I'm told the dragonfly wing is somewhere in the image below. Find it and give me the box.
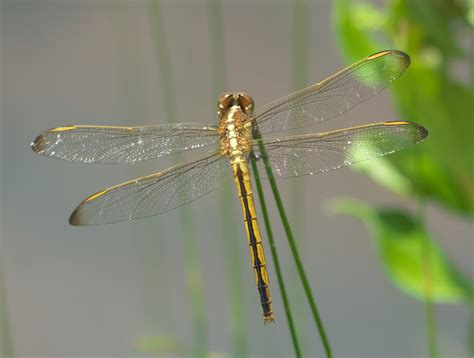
[31,123,219,163]
[251,121,428,179]
[69,150,229,225]
[252,50,410,134]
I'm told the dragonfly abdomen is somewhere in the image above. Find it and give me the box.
[232,159,275,324]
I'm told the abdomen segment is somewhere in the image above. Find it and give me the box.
[232,159,274,324]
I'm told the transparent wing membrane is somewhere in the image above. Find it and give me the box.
[30,49,428,229]
[69,150,229,225]
[31,124,218,163]
[252,50,410,134]
[251,121,428,179]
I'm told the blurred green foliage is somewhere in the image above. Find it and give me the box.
[331,198,473,304]
[330,11,473,358]
[135,335,230,358]
[135,335,187,355]
[332,0,473,304]
[331,2,474,352]
[333,0,474,216]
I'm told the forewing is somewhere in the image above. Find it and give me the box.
[69,150,229,225]
[251,121,428,179]
[31,124,218,163]
[252,50,410,134]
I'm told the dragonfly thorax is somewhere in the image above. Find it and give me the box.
[217,92,254,157]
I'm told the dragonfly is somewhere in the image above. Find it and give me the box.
[31,50,428,324]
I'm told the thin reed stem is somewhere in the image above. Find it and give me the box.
[418,199,438,358]
[250,155,302,358]
[0,262,13,358]
[291,1,310,351]
[149,1,208,355]
[253,128,333,358]
[468,311,474,357]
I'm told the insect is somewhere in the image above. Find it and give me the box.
[31,50,428,324]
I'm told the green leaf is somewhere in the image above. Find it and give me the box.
[332,0,381,61]
[469,0,474,25]
[351,157,415,196]
[391,66,474,215]
[134,335,231,358]
[351,3,386,31]
[330,198,474,304]
[134,335,187,354]
[396,0,463,57]
[207,353,231,358]
[333,0,474,216]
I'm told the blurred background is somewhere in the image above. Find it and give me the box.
[1,0,472,357]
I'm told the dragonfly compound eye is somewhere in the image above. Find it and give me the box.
[217,92,235,111]
[236,92,254,114]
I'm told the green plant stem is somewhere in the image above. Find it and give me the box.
[250,155,302,358]
[109,7,173,332]
[253,129,333,358]
[0,261,13,358]
[292,0,309,92]
[291,1,310,351]
[181,210,208,357]
[418,199,438,358]
[468,310,474,357]
[150,1,208,356]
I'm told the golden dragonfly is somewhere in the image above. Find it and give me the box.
[31,50,428,324]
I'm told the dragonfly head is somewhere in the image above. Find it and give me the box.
[217,92,254,118]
